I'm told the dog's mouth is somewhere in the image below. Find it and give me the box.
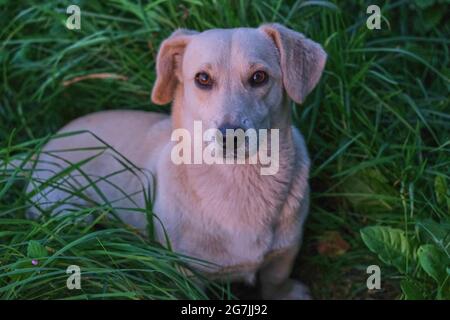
[214,131,258,160]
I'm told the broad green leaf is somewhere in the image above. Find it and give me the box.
[340,169,395,214]
[418,244,449,285]
[401,279,426,300]
[417,219,450,249]
[27,240,48,259]
[360,226,413,273]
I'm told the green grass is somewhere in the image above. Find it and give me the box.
[0,0,449,299]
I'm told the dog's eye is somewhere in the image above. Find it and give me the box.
[249,70,268,87]
[195,72,213,89]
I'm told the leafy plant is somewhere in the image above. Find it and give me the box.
[361,219,450,299]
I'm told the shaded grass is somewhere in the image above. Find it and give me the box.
[1,0,449,299]
[1,134,232,299]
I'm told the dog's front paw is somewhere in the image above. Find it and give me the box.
[262,279,312,300]
[280,280,312,300]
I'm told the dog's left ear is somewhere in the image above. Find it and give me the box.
[259,23,327,104]
[151,29,198,105]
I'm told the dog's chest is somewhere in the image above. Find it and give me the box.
[163,166,294,278]
[175,211,274,282]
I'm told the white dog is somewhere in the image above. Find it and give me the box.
[27,24,326,299]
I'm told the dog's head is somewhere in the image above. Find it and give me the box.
[151,24,326,135]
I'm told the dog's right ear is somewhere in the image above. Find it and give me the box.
[151,29,198,105]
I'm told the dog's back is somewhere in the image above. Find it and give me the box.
[27,110,170,231]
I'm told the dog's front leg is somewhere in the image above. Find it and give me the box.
[259,246,311,300]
